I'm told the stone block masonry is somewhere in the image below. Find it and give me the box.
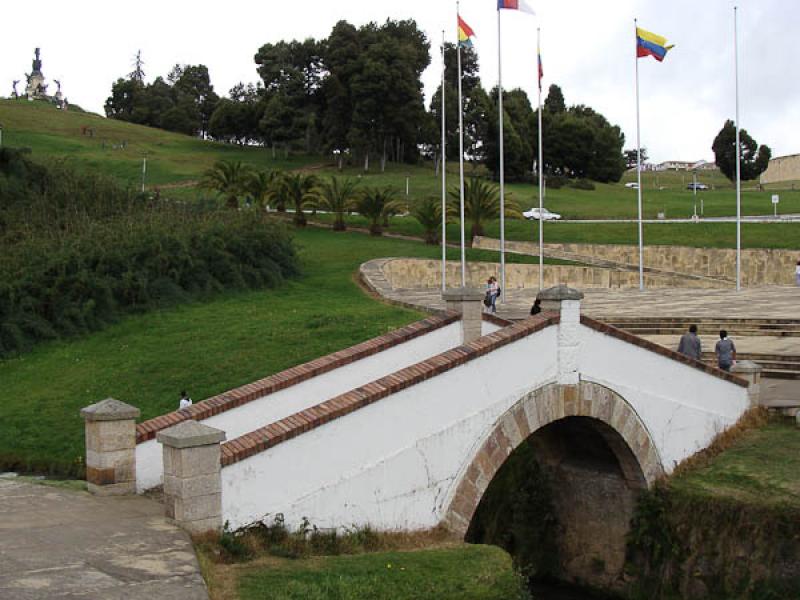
[158,421,226,535]
[81,398,140,496]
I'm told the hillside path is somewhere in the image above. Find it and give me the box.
[0,477,208,600]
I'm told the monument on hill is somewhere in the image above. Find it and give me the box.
[25,48,48,99]
[15,48,68,109]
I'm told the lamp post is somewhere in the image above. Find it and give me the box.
[693,169,697,218]
[0,123,4,149]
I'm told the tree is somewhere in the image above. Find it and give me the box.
[129,50,146,82]
[712,119,772,181]
[544,84,566,114]
[448,177,520,242]
[357,187,400,235]
[411,196,450,244]
[201,161,251,209]
[280,173,318,226]
[317,176,359,231]
[246,170,280,210]
[624,148,648,169]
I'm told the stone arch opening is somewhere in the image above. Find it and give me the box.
[443,382,664,590]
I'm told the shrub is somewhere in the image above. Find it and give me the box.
[0,148,300,357]
[569,178,596,191]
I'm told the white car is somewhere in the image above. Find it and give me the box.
[523,207,561,221]
[624,182,639,189]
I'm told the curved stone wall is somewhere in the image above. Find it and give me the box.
[380,257,724,290]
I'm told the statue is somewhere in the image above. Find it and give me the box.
[12,80,20,98]
[54,79,62,94]
[25,48,47,99]
[32,48,43,75]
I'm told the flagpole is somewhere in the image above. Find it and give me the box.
[537,27,544,291]
[458,4,466,287]
[441,30,447,292]
[634,18,644,291]
[497,8,506,302]
[734,6,742,291]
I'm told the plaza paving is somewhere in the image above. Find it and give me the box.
[0,477,207,600]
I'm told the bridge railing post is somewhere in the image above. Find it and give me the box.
[157,421,226,535]
[537,285,585,385]
[443,287,485,345]
[731,360,763,407]
[80,398,140,496]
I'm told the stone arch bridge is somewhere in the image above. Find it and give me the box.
[82,286,756,586]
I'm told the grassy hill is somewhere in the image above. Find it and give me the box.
[3,98,799,254]
[0,99,320,186]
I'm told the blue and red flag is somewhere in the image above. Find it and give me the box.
[498,0,535,14]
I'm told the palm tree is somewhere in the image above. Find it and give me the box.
[448,177,521,244]
[411,196,452,245]
[201,160,251,209]
[358,187,400,236]
[317,176,360,231]
[246,169,280,211]
[280,173,318,227]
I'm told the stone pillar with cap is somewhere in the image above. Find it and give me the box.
[80,398,140,496]
[157,421,226,535]
[537,284,585,385]
[442,287,485,345]
[732,360,763,407]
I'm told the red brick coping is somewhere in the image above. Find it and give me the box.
[136,312,461,444]
[482,313,514,328]
[220,313,560,467]
[580,315,749,387]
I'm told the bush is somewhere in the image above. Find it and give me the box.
[569,178,596,191]
[0,148,300,357]
[545,176,567,189]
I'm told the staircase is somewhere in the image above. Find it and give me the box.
[599,317,800,339]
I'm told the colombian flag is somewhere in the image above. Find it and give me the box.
[458,15,475,47]
[498,0,536,15]
[636,27,674,62]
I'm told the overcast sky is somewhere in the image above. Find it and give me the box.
[2,0,797,163]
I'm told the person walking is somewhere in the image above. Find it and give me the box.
[179,390,193,410]
[486,276,499,314]
[715,330,737,372]
[677,324,702,361]
[795,259,800,286]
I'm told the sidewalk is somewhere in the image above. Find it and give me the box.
[0,477,207,600]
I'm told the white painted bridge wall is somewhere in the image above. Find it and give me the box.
[220,321,750,531]
[221,328,559,531]
[136,321,463,492]
[578,327,749,470]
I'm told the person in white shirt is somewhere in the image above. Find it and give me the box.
[179,390,193,410]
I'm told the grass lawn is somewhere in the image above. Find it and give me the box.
[310,211,800,250]
[206,545,524,600]
[0,227,560,475]
[4,99,800,251]
[0,99,320,185]
[671,420,800,509]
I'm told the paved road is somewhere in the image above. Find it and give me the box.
[0,477,208,600]
[556,214,800,224]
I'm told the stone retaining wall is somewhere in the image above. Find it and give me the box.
[473,237,798,286]
[761,153,800,185]
[381,258,724,290]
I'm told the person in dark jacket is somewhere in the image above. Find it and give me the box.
[530,298,542,316]
[715,330,737,371]
[677,324,702,360]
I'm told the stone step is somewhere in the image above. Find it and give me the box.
[619,328,800,338]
